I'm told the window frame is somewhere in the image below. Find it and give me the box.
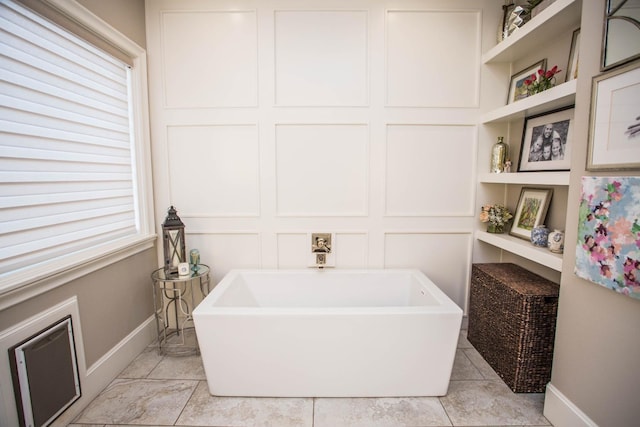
[0,0,155,310]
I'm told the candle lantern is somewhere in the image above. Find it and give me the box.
[162,205,186,276]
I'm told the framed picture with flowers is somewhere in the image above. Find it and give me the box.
[507,59,546,104]
[518,106,574,172]
[510,187,553,241]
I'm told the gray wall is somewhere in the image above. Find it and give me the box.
[77,0,146,48]
[550,3,640,427]
[0,249,156,366]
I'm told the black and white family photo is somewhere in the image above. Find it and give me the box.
[528,120,569,162]
[519,107,574,172]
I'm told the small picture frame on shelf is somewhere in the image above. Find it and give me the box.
[518,106,574,172]
[510,187,553,241]
[565,28,580,82]
[507,59,546,104]
[587,60,640,170]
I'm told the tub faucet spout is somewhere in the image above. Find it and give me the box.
[315,253,326,268]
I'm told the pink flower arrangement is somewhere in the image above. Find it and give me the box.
[524,65,561,94]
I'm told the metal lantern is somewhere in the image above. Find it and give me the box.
[162,205,186,276]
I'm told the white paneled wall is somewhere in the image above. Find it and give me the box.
[274,10,368,106]
[146,0,500,311]
[385,10,480,107]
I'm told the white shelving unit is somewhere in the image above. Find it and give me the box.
[482,0,582,64]
[479,171,570,186]
[481,79,577,124]
[476,231,563,271]
[477,0,582,273]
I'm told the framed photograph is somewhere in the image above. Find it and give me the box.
[510,187,553,241]
[499,3,516,42]
[601,0,640,71]
[518,106,574,172]
[565,28,580,82]
[507,59,547,104]
[587,60,640,170]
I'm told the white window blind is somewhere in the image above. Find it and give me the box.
[0,0,140,280]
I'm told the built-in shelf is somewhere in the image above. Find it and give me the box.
[482,0,582,64]
[479,171,570,186]
[476,231,563,272]
[482,80,577,124]
[476,0,579,274]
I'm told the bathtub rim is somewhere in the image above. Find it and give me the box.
[194,268,462,315]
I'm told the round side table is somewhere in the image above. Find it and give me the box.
[151,264,210,356]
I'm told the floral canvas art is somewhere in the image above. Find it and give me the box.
[576,177,640,300]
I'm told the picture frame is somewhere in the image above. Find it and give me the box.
[507,59,547,104]
[518,106,574,172]
[565,28,580,82]
[601,0,640,71]
[510,187,553,241]
[587,60,640,170]
[499,3,516,42]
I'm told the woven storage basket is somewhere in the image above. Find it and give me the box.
[468,263,559,393]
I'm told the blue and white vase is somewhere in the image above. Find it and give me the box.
[531,225,550,247]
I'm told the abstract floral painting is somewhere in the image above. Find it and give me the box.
[576,177,640,300]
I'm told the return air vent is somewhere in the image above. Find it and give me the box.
[9,316,81,427]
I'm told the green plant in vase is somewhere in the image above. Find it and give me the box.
[524,65,561,95]
[480,203,513,234]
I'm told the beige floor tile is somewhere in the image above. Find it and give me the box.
[314,397,451,427]
[440,381,549,426]
[73,379,198,425]
[118,347,163,379]
[462,347,503,381]
[176,381,313,426]
[148,354,206,380]
[457,328,473,349]
[450,349,484,381]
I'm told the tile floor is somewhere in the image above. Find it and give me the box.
[70,328,551,426]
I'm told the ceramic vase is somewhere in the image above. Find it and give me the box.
[531,225,550,247]
[548,229,565,253]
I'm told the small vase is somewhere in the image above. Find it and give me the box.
[487,223,504,234]
[548,229,565,254]
[531,225,550,247]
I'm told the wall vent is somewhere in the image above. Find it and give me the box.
[9,316,81,427]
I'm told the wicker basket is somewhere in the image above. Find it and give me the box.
[468,263,559,393]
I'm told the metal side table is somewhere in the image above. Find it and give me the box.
[151,264,210,356]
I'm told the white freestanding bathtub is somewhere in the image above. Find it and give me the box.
[193,269,462,397]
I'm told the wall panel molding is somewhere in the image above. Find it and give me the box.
[274,10,369,106]
[166,124,261,217]
[275,124,369,217]
[384,124,477,217]
[160,10,258,108]
[385,9,481,107]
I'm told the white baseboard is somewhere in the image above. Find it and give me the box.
[544,383,599,427]
[50,314,156,427]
